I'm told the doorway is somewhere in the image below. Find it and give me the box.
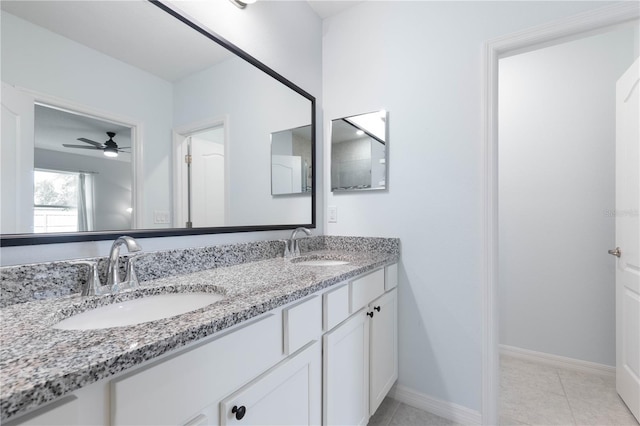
[173,119,228,228]
[481,3,640,424]
[497,25,638,425]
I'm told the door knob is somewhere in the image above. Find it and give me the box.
[608,247,621,258]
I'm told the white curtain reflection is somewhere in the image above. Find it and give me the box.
[77,172,95,232]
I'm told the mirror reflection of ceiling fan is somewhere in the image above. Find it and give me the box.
[62,132,130,158]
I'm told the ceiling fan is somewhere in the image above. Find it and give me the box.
[63,132,130,158]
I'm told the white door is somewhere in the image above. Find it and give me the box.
[1,82,35,234]
[272,155,302,194]
[369,289,398,416]
[323,308,370,426]
[219,341,321,426]
[190,134,225,227]
[615,56,640,423]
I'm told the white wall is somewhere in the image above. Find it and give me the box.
[1,12,174,230]
[499,26,638,366]
[322,0,614,412]
[173,56,311,226]
[1,1,322,265]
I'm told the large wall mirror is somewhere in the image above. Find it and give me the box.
[0,0,315,246]
[331,110,388,192]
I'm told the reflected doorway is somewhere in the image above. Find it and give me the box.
[174,122,227,228]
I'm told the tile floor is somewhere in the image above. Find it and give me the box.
[500,354,638,426]
[368,355,639,426]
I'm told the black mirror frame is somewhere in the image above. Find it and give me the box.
[0,0,316,247]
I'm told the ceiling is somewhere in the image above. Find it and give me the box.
[0,0,232,82]
[35,105,132,162]
[306,1,363,19]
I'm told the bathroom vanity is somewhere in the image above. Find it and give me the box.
[0,237,399,426]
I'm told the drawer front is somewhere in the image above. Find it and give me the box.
[5,396,79,426]
[385,263,398,290]
[111,313,282,426]
[350,269,385,313]
[323,283,349,331]
[283,295,322,355]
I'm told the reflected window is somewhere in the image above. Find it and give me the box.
[33,169,94,233]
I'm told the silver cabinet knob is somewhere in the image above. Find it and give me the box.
[608,247,621,258]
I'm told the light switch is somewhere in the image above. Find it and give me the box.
[328,206,338,223]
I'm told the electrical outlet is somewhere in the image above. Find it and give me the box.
[328,206,338,223]
[153,210,171,224]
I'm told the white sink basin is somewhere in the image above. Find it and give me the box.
[294,259,349,266]
[53,293,224,330]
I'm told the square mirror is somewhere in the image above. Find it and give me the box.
[330,110,388,192]
[271,125,313,195]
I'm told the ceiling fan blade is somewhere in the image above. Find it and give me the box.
[76,137,104,147]
[116,147,131,151]
[63,144,100,150]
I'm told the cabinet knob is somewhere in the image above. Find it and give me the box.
[374,306,381,312]
[232,405,246,420]
[367,311,374,318]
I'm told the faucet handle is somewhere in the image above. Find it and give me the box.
[67,260,106,297]
[124,253,143,289]
[280,239,293,259]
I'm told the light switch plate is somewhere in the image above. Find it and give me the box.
[328,206,338,223]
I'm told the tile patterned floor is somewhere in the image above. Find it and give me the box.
[499,355,638,426]
[368,355,639,426]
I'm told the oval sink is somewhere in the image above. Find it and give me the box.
[293,259,349,266]
[53,293,224,330]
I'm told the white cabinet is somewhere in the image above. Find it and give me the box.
[323,264,399,425]
[4,396,79,426]
[369,288,398,415]
[9,262,398,426]
[111,313,282,426]
[220,341,321,426]
[323,309,370,426]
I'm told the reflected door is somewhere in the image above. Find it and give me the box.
[191,134,225,227]
[178,126,226,228]
[1,82,34,234]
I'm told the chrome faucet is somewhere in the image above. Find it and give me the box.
[106,236,142,293]
[285,227,311,258]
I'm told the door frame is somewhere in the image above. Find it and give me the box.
[480,3,640,424]
[6,85,144,229]
[172,116,230,228]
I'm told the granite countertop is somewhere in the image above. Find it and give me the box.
[0,249,398,422]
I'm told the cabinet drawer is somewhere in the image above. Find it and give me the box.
[385,263,398,290]
[323,283,349,331]
[111,313,282,426]
[283,295,322,355]
[5,396,79,426]
[350,269,385,313]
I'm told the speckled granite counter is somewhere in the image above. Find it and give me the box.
[0,243,399,422]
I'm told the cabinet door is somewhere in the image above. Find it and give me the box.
[369,289,398,416]
[220,341,321,426]
[323,309,369,426]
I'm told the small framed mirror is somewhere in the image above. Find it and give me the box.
[271,125,313,195]
[330,110,388,192]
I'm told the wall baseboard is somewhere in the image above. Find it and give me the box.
[500,344,615,377]
[387,384,482,425]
